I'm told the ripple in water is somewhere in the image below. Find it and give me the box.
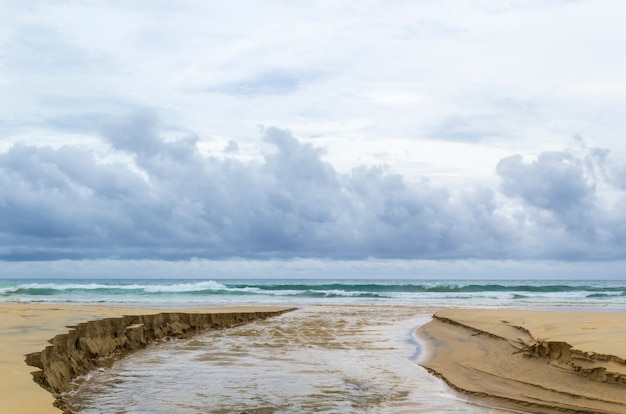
[66,305,510,413]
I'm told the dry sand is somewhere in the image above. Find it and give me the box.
[417,309,626,414]
[0,303,291,414]
[4,304,625,414]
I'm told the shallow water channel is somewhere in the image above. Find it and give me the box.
[67,305,510,413]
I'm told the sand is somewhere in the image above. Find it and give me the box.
[416,309,626,414]
[0,303,292,414]
[4,304,625,414]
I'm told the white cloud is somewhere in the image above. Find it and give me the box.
[2,1,626,268]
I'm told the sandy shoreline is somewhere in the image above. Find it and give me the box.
[0,303,292,414]
[3,304,626,414]
[416,309,626,413]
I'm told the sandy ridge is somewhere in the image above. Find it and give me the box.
[28,310,295,412]
[417,309,626,414]
[0,304,294,414]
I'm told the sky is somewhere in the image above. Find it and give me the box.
[2,0,626,278]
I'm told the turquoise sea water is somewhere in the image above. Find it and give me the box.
[6,278,626,413]
[2,278,626,308]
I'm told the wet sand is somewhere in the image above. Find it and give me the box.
[417,309,626,414]
[0,303,292,414]
[4,304,626,414]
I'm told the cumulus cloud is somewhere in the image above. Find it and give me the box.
[495,140,626,260]
[496,151,595,212]
[2,112,626,262]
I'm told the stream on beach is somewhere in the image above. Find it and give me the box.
[65,305,511,413]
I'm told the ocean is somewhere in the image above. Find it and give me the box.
[2,278,626,308]
[4,278,626,413]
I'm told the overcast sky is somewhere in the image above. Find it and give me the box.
[2,0,626,278]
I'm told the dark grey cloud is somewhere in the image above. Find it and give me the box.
[2,112,626,261]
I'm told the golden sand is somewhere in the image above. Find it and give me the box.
[417,309,626,413]
[4,304,625,413]
[0,303,291,414]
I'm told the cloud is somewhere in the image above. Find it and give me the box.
[209,70,315,96]
[495,141,626,260]
[2,111,626,262]
[2,24,101,74]
[429,116,494,142]
[100,109,164,156]
[496,151,595,212]
[0,112,507,260]
[3,1,626,270]
[224,140,239,153]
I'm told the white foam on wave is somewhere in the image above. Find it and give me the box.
[312,289,374,297]
[235,286,303,296]
[8,282,146,291]
[142,281,228,293]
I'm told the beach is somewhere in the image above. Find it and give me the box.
[0,303,292,414]
[417,309,626,413]
[1,279,626,413]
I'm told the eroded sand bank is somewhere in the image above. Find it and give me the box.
[0,303,293,414]
[417,309,626,414]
